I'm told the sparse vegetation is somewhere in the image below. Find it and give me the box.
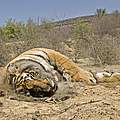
[2,19,25,40]
[71,9,120,65]
[0,9,120,66]
[71,20,92,61]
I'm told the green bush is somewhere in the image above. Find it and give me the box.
[2,19,24,39]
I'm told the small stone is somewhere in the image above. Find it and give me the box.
[0,102,3,107]
[0,90,5,97]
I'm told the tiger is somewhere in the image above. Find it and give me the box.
[4,48,97,97]
[4,54,59,97]
[15,72,58,97]
[20,48,97,84]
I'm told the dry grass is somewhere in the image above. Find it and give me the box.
[0,12,120,66]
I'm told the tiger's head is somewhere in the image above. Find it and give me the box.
[15,72,58,97]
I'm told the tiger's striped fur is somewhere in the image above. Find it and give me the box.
[4,48,97,97]
[15,72,58,97]
[20,48,97,84]
[4,51,58,97]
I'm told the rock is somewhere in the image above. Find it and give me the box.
[0,90,5,97]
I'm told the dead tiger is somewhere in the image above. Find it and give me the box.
[4,48,97,97]
[5,63,58,97]
[20,48,97,84]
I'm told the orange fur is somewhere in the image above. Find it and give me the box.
[3,48,97,97]
[21,48,97,85]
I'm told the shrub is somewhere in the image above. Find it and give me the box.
[89,34,120,65]
[2,19,25,40]
[71,20,93,61]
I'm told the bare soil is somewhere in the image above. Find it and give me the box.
[0,65,120,120]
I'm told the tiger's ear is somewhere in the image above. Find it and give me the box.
[8,63,14,67]
[7,63,10,68]
[6,63,14,71]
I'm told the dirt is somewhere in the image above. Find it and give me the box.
[0,65,120,120]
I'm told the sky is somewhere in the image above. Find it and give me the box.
[0,0,120,25]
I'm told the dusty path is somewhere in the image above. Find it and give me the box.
[0,65,120,120]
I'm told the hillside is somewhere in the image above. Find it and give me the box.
[0,11,120,66]
[1,11,120,120]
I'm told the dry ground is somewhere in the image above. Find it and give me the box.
[0,65,120,120]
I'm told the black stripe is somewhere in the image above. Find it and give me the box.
[28,54,49,63]
[40,50,57,68]
[12,58,47,72]
[41,50,50,60]
[29,50,55,67]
